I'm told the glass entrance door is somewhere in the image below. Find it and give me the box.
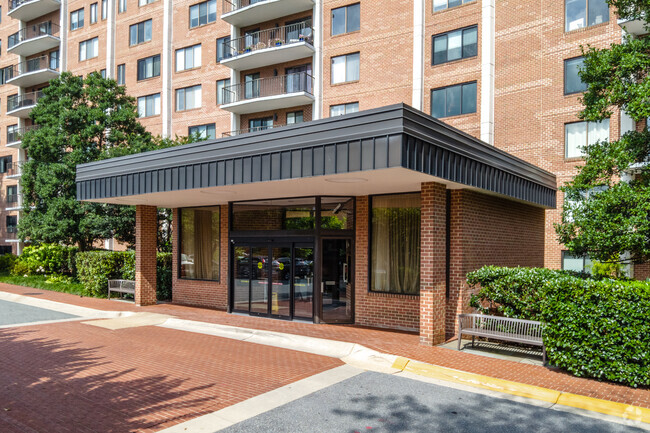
[232,242,313,320]
[320,238,353,323]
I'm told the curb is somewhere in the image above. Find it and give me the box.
[391,356,650,425]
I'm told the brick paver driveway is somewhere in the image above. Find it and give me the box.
[0,315,342,432]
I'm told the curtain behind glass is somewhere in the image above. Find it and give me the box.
[371,194,421,294]
[181,208,220,280]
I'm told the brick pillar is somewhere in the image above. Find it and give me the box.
[419,182,447,346]
[135,205,157,306]
[446,190,466,338]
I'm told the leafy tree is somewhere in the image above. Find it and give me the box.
[19,72,183,251]
[555,0,650,265]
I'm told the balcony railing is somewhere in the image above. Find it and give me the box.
[225,21,313,57]
[222,72,313,104]
[7,91,45,113]
[6,194,21,204]
[222,0,268,14]
[8,55,59,79]
[2,162,23,177]
[222,123,289,137]
[7,125,39,144]
[8,21,59,49]
[6,226,18,238]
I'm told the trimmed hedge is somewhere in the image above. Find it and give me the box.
[76,251,172,300]
[12,244,78,276]
[467,266,650,388]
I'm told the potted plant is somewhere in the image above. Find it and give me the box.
[244,46,252,53]
[298,34,305,41]
[274,39,282,46]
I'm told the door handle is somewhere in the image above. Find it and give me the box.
[321,282,324,293]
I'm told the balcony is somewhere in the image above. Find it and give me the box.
[221,0,314,27]
[8,0,60,23]
[8,22,60,57]
[619,18,648,36]
[222,123,288,137]
[221,21,314,70]
[6,194,22,212]
[220,72,314,114]
[4,162,23,179]
[7,91,45,118]
[6,55,60,88]
[7,125,39,147]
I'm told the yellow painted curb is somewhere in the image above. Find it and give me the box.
[391,357,650,424]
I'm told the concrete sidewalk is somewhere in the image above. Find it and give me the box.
[1,283,649,428]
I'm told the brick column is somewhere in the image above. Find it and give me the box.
[135,205,157,307]
[419,182,447,346]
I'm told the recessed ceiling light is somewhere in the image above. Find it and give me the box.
[324,177,368,183]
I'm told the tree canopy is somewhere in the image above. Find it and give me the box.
[19,72,185,251]
[555,0,650,264]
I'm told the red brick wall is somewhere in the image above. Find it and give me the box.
[171,206,229,310]
[354,196,420,332]
[446,190,546,337]
[635,263,650,281]
[135,205,157,306]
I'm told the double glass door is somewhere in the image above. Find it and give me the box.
[233,242,314,320]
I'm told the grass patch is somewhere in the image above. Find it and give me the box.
[0,272,87,296]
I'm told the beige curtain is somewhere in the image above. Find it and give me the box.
[193,210,214,280]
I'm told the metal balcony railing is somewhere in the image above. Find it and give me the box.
[7,125,39,143]
[222,0,269,14]
[225,21,313,57]
[9,0,41,10]
[7,91,45,112]
[6,226,18,238]
[222,123,288,137]
[6,194,21,204]
[6,162,23,177]
[8,55,59,79]
[8,21,59,49]
[222,72,313,104]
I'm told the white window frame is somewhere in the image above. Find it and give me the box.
[176,44,202,72]
[565,119,610,159]
[331,52,360,84]
[79,37,99,61]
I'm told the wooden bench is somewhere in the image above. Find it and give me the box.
[108,279,135,301]
[457,313,546,364]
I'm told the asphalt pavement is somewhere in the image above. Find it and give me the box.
[0,298,77,326]
[222,371,644,433]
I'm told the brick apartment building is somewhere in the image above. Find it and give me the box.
[0,0,644,338]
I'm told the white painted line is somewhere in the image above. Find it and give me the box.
[157,364,364,433]
[0,317,88,329]
[0,290,131,319]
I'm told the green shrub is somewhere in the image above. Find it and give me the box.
[467,266,650,387]
[14,244,78,276]
[76,250,172,299]
[0,254,17,273]
[10,260,29,277]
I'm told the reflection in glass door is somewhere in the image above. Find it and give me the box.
[233,246,251,312]
[250,246,269,314]
[271,247,291,318]
[321,238,353,323]
[294,246,314,319]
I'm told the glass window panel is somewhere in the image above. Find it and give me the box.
[562,252,585,272]
[144,20,152,41]
[180,208,220,280]
[449,0,462,7]
[346,102,359,113]
[565,57,587,94]
[232,198,316,231]
[332,7,346,35]
[199,2,207,25]
[371,193,421,295]
[321,197,354,230]
[566,0,587,31]
[346,53,360,82]
[588,119,609,145]
[347,3,360,33]
[190,5,199,28]
[433,0,447,11]
[447,30,462,61]
[208,0,216,22]
[433,35,447,64]
[117,64,125,85]
[176,49,184,71]
[130,24,137,45]
[330,104,345,116]
[90,4,97,24]
[463,27,478,58]
[445,85,462,117]
[185,48,193,69]
[588,0,609,26]
[137,97,146,117]
[431,88,446,118]
[102,0,107,19]
[331,55,346,84]
[565,122,587,158]
[461,82,477,114]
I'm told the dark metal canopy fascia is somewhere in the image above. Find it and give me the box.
[76,103,556,208]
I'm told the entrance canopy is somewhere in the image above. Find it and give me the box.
[76,104,556,209]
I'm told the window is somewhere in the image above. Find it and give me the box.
[0,156,11,173]
[562,251,592,273]
[101,0,107,19]
[330,102,359,116]
[216,36,231,62]
[564,57,587,95]
[137,54,160,80]
[331,52,360,84]
[370,193,421,295]
[432,26,477,65]
[189,124,216,140]
[0,6,2,24]
[118,0,126,13]
[331,3,360,36]
[49,50,59,69]
[176,44,201,71]
[90,3,98,24]
[216,78,230,105]
[249,117,273,132]
[100,69,106,78]
[70,8,84,30]
[565,0,609,31]
[6,216,17,233]
[287,111,304,124]
[137,93,160,117]
[7,125,18,143]
[130,19,152,46]
[117,64,125,85]
[79,37,99,61]
[139,0,155,5]
[565,119,609,158]
[176,85,201,111]
[6,185,17,202]
[180,207,220,281]
[189,0,216,28]
[433,0,475,12]
[431,81,477,118]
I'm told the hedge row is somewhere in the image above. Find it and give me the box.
[11,244,78,277]
[467,266,650,388]
[76,251,172,300]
